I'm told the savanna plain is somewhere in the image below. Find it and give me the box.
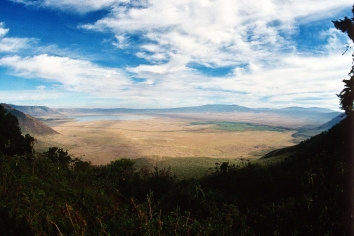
[35,112,308,177]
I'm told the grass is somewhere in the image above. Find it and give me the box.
[132,153,292,179]
[253,152,294,166]
[118,141,294,180]
[189,121,285,132]
[36,118,296,165]
[132,156,248,179]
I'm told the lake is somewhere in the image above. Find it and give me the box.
[71,115,153,122]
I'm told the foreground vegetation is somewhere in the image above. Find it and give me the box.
[0,101,353,235]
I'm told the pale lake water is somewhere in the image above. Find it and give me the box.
[71,115,153,122]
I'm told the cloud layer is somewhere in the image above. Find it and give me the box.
[10,0,122,13]
[0,54,130,96]
[0,22,32,53]
[83,0,350,64]
[1,0,354,109]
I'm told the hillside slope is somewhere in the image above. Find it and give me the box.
[291,114,346,141]
[9,104,63,117]
[202,114,354,235]
[263,113,352,160]
[267,113,353,231]
[2,104,59,136]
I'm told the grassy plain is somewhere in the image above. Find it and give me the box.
[35,115,296,176]
[189,121,286,132]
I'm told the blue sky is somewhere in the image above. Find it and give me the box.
[0,0,353,109]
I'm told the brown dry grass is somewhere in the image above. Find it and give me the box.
[35,116,296,165]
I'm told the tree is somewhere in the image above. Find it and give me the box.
[337,72,354,114]
[45,147,71,167]
[0,104,35,155]
[333,5,354,115]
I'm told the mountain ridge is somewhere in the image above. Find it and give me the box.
[10,104,339,116]
[2,104,59,136]
[10,104,342,136]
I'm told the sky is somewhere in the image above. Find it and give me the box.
[0,0,353,110]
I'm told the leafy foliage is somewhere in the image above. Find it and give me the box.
[333,5,354,114]
[0,105,35,156]
[338,67,354,114]
[332,5,354,43]
[45,147,72,167]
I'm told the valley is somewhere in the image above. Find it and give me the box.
[35,114,300,165]
[7,104,341,167]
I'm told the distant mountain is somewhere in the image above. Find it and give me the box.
[291,114,346,142]
[262,113,353,161]
[2,104,59,136]
[53,104,252,114]
[9,104,341,132]
[146,105,337,114]
[315,114,346,131]
[262,107,340,119]
[153,105,341,127]
[10,104,339,116]
[150,104,252,113]
[277,106,335,113]
[9,104,62,117]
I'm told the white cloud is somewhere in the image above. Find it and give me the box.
[10,0,126,13]
[115,51,350,110]
[0,54,131,96]
[0,89,64,102]
[82,0,352,68]
[112,34,129,49]
[1,52,348,109]
[321,27,352,52]
[36,85,46,90]
[4,1,354,110]
[128,54,191,74]
[0,22,31,52]
[0,23,9,37]
[206,52,352,110]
